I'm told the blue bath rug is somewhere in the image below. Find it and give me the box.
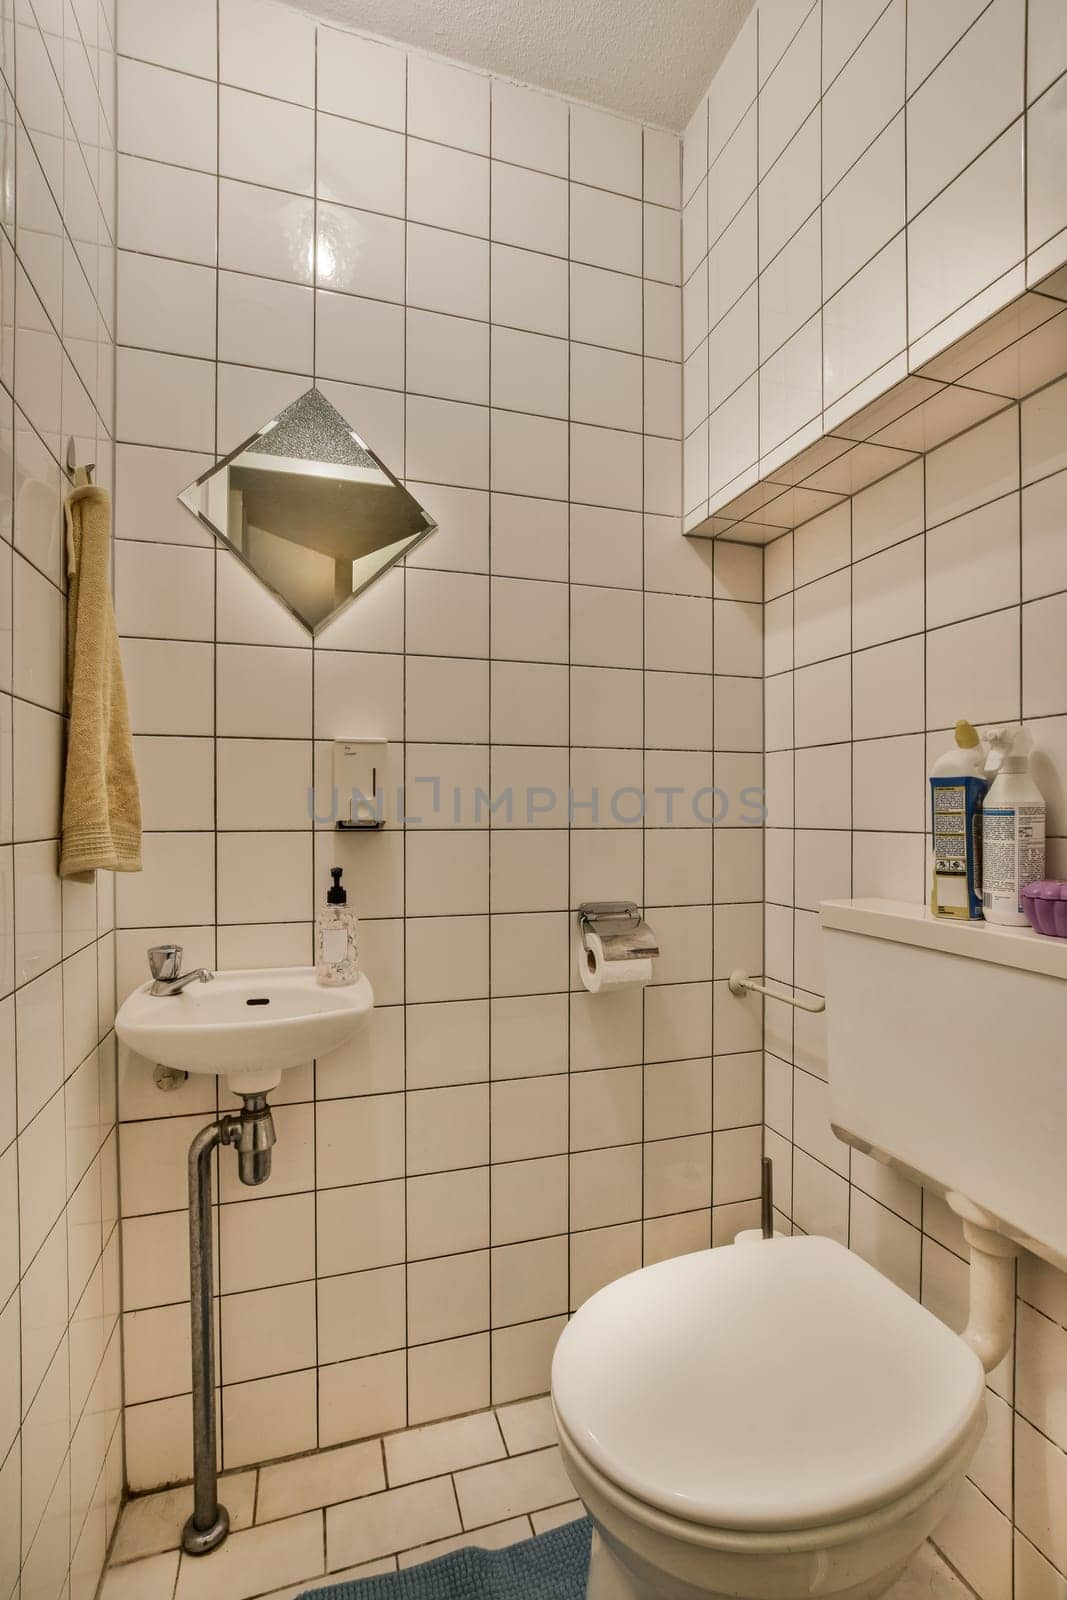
[297,1517,592,1600]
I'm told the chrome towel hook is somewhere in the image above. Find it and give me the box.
[66,436,95,482]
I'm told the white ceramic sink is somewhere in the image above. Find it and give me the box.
[115,967,375,1094]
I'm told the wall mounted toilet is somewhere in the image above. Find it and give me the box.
[551,899,1067,1599]
[553,1233,986,1599]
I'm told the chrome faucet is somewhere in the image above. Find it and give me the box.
[148,944,213,997]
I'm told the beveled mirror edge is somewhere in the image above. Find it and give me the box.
[176,386,439,638]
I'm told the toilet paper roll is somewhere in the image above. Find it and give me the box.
[579,929,653,994]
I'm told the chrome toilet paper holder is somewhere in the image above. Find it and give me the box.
[577,901,660,959]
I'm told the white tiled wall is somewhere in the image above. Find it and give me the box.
[683,0,1067,527]
[0,1,123,1598]
[763,380,1067,1598]
[109,2,1067,1584]
[113,0,767,1492]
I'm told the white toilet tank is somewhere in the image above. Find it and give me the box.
[820,898,1067,1272]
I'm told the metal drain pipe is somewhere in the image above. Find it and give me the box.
[182,1095,277,1557]
[232,1092,276,1186]
[760,1155,774,1239]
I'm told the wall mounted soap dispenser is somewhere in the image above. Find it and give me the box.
[334,737,388,828]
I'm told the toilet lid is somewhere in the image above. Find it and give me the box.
[551,1235,986,1532]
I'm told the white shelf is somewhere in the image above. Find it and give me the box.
[819,898,1067,983]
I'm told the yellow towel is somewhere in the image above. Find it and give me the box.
[60,468,142,879]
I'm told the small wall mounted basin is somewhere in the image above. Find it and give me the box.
[116,967,375,1093]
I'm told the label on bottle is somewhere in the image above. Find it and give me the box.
[931,776,985,919]
[982,804,1045,917]
[322,926,347,965]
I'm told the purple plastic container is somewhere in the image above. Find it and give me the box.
[1020,880,1067,938]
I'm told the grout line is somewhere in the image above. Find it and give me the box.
[447,1471,464,1532]
[310,14,324,1453]
[485,56,497,1397]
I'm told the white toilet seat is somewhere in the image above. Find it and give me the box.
[554,1405,984,1556]
[555,1403,986,1600]
[552,1235,986,1534]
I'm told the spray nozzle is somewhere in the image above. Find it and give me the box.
[984,724,1032,775]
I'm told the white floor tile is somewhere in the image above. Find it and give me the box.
[257,1441,385,1524]
[326,1478,461,1569]
[174,1512,324,1600]
[112,1473,258,1562]
[258,1557,396,1600]
[454,1446,574,1529]
[100,1551,180,1600]
[385,1412,506,1488]
[397,1516,532,1567]
[531,1501,587,1535]
[342,1558,399,1579]
[892,1542,980,1598]
[496,1397,558,1456]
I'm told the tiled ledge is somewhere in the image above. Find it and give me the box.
[688,264,1067,545]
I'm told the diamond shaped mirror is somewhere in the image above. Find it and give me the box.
[178,386,436,633]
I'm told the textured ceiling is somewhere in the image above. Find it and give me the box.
[300,0,756,129]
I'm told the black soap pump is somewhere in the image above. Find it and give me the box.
[316,866,359,986]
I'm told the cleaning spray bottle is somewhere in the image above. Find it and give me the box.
[930,720,987,919]
[981,725,1046,927]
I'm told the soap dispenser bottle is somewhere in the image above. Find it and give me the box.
[316,867,359,986]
